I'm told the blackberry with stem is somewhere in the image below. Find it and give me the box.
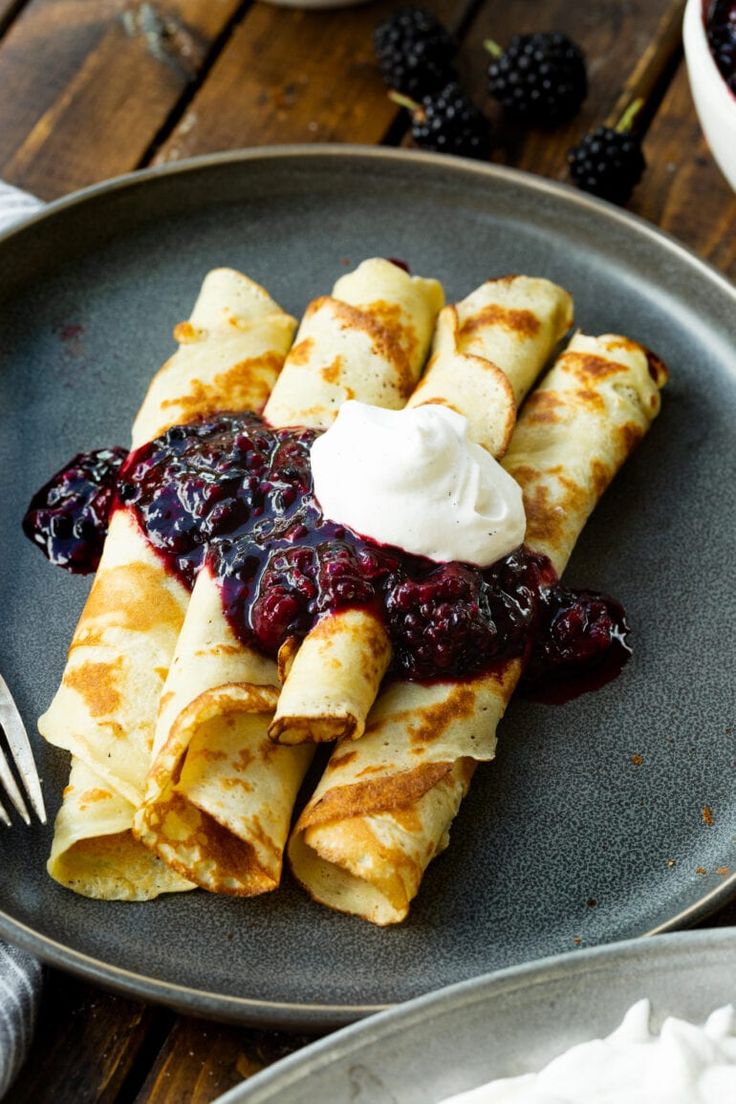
[567,99,646,205]
[373,7,457,98]
[485,31,588,124]
[391,83,491,160]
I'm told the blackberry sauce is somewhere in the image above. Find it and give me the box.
[23,447,128,573]
[25,412,630,694]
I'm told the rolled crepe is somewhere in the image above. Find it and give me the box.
[133,259,444,890]
[407,276,573,457]
[263,258,444,428]
[289,332,667,925]
[132,568,312,893]
[40,269,297,899]
[270,276,572,747]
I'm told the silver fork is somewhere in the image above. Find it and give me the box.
[0,674,46,825]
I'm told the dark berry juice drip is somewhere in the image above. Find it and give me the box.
[23,447,128,573]
[520,587,631,704]
[28,410,632,695]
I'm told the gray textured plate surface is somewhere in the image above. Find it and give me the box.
[216,929,736,1102]
[0,147,734,1028]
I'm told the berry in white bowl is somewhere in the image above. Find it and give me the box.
[684,0,736,189]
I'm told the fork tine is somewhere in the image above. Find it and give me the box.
[0,673,46,824]
[0,744,30,825]
[0,795,10,827]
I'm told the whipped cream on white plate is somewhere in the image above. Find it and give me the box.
[440,1000,736,1104]
[310,401,525,566]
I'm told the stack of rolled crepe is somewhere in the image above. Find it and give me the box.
[40,269,298,899]
[271,276,574,745]
[131,259,445,894]
[288,328,667,925]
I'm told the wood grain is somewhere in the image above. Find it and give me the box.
[152,0,474,162]
[632,62,736,278]
[0,0,244,199]
[134,1019,313,1103]
[10,972,173,1103]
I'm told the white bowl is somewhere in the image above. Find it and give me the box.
[684,0,736,190]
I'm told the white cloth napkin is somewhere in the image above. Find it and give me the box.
[0,178,45,1100]
[0,180,43,234]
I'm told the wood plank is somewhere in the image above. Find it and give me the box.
[0,0,243,199]
[632,63,736,279]
[10,970,174,1104]
[0,0,29,38]
[152,0,473,163]
[134,1018,313,1103]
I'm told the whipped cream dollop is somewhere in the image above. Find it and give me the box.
[439,1000,736,1104]
[310,401,525,566]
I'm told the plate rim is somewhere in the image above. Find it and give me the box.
[214,926,736,1102]
[1,144,735,1027]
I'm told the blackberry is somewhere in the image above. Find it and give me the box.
[404,82,491,159]
[374,6,457,98]
[568,123,645,205]
[487,32,587,124]
[707,0,736,92]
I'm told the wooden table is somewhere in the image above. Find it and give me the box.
[1,0,734,1099]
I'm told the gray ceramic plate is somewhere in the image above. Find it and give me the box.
[215,928,736,1102]
[0,147,734,1028]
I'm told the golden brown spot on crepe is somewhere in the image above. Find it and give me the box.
[235,747,255,771]
[523,390,565,424]
[576,387,606,413]
[286,337,315,366]
[459,304,540,340]
[173,321,203,344]
[299,761,453,831]
[405,685,477,746]
[330,749,358,770]
[161,352,282,420]
[195,643,241,658]
[364,300,419,365]
[564,352,628,383]
[109,720,126,741]
[413,396,464,419]
[324,298,415,397]
[192,747,228,764]
[74,561,185,640]
[65,658,123,718]
[512,468,589,551]
[221,777,254,793]
[591,460,612,498]
[602,336,641,356]
[391,806,422,832]
[78,788,113,811]
[618,422,644,453]
[645,349,668,386]
[320,356,344,385]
